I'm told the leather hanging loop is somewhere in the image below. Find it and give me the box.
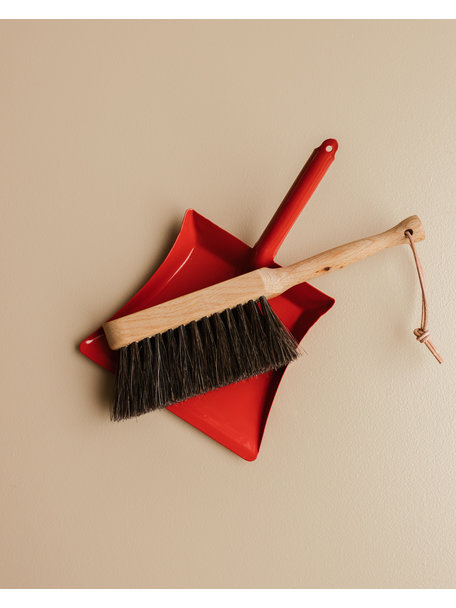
[404,229,443,364]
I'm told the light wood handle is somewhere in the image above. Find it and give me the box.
[103,215,424,349]
[269,214,425,294]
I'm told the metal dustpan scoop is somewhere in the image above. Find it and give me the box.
[80,139,338,460]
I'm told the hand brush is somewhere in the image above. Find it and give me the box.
[104,215,424,420]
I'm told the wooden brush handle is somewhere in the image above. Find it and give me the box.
[103,215,424,350]
[267,215,425,295]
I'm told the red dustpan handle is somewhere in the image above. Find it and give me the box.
[251,138,338,268]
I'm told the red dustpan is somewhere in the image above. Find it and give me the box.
[80,139,338,460]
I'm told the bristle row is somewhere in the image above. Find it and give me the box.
[112,297,299,420]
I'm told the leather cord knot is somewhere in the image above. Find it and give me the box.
[414,328,430,343]
[405,230,443,364]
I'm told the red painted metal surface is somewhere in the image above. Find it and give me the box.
[79,139,338,460]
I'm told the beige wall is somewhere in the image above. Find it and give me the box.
[1,20,455,588]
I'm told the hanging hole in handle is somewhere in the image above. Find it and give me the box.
[321,138,338,154]
[405,229,414,236]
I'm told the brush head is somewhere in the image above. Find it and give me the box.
[112,296,300,420]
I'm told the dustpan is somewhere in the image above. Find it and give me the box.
[80,139,338,460]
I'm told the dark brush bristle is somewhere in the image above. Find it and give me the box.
[112,296,300,420]
[259,296,301,369]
